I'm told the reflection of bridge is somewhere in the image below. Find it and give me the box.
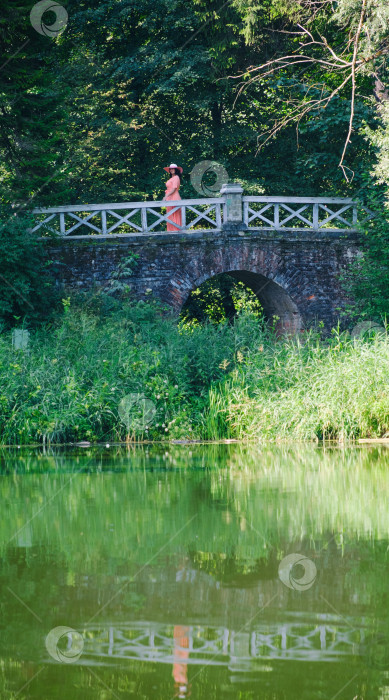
[80,615,364,667]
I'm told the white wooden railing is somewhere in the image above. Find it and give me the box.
[243,196,374,232]
[31,186,375,238]
[31,198,223,237]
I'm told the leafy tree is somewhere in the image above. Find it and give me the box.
[0,209,60,328]
[0,0,69,205]
[2,0,379,207]
[237,0,389,182]
[340,104,389,321]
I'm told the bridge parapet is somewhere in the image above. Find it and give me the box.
[31,197,224,238]
[31,184,374,239]
[243,195,374,233]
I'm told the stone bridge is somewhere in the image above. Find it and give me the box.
[33,185,372,332]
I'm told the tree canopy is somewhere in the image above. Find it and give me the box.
[1,0,387,204]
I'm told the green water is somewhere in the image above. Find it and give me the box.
[1,443,389,699]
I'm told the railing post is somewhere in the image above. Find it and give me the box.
[313,203,319,230]
[243,200,248,227]
[274,203,280,229]
[101,210,107,235]
[181,204,186,230]
[220,183,244,231]
[215,202,222,229]
[353,203,358,226]
[59,213,66,236]
[141,208,147,232]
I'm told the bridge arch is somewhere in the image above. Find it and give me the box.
[163,248,305,333]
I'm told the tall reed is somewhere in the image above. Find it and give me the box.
[1,294,389,444]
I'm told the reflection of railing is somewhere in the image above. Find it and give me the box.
[31,185,375,238]
[79,617,364,667]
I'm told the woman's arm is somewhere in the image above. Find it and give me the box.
[165,186,177,196]
[163,175,179,200]
[163,187,176,201]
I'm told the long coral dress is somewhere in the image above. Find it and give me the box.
[164,175,182,232]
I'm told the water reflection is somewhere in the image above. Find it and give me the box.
[80,614,364,665]
[1,443,389,699]
[172,626,190,698]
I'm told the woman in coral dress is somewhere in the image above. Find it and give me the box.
[163,163,183,232]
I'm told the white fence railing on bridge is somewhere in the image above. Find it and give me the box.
[31,198,223,237]
[242,196,374,232]
[31,184,375,238]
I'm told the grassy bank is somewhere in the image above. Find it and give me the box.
[0,293,389,444]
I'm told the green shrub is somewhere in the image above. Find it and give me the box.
[1,289,389,445]
[0,292,261,444]
[0,208,60,329]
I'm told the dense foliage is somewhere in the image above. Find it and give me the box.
[180,274,263,326]
[1,294,389,445]
[0,0,386,206]
[0,209,60,329]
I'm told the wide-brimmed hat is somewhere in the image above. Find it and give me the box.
[164,162,183,174]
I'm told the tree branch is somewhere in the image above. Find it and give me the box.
[338,0,367,181]
[230,0,382,180]
[255,70,355,154]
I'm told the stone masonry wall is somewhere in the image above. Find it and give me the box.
[43,229,360,332]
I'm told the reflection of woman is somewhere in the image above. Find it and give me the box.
[172,625,191,698]
[163,163,183,232]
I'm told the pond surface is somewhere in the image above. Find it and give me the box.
[1,443,389,700]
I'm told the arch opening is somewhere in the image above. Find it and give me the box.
[180,270,302,334]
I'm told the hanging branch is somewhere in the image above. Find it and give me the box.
[229,0,388,181]
[255,70,356,152]
[338,0,367,181]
